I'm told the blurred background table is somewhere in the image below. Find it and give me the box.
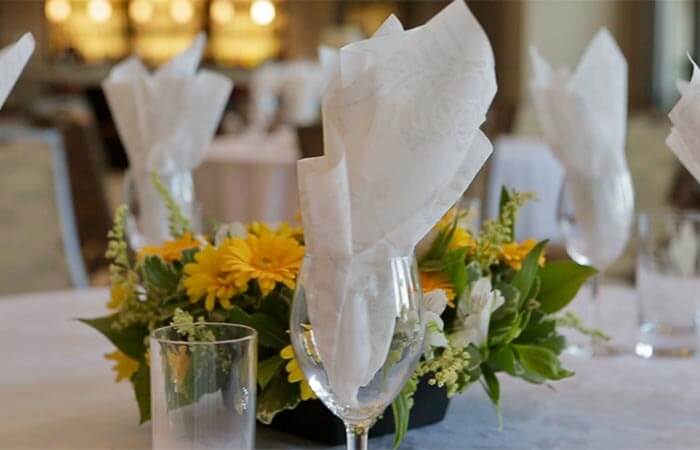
[1,286,698,450]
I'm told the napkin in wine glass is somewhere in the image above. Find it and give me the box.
[667,56,700,182]
[297,0,497,405]
[103,33,233,244]
[530,29,633,266]
[0,33,34,109]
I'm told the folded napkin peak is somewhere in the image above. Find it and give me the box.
[103,33,232,245]
[667,55,700,182]
[0,33,34,109]
[531,27,628,179]
[298,0,496,406]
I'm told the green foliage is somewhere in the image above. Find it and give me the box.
[538,261,598,314]
[79,315,148,361]
[258,355,285,389]
[228,306,287,349]
[132,362,151,423]
[256,371,301,424]
[392,375,418,449]
[150,171,191,238]
[510,240,547,306]
[557,311,610,342]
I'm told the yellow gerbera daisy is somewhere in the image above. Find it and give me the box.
[138,232,200,263]
[105,350,139,382]
[420,271,456,308]
[184,245,247,311]
[280,344,316,401]
[500,238,546,270]
[248,221,303,240]
[221,234,304,296]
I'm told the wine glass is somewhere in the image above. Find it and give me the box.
[557,171,634,356]
[290,255,424,450]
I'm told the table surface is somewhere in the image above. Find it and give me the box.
[1,286,698,450]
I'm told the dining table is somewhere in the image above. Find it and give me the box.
[1,285,698,450]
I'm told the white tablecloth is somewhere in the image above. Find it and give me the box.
[1,286,698,450]
[194,128,300,225]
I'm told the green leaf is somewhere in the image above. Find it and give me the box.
[259,290,291,330]
[422,215,458,262]
[444,248,469,298]
[538,261,597,314]
[229,306,288,349]
[258,355,285,389]
[79,315,148,360]
[392,376,417,449]
[132,363,151,423]
[513,344,573,381]
[511,240,548,307]
[142,256,180,292]
[256,371,301,424]
[480,365,500,407]
[488,345,518,376]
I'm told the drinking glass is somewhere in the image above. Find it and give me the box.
[150,323,257,450]
[290,255,425,450]
[124,168,201,249]
[557,171,634,356]
[635,211,700,358]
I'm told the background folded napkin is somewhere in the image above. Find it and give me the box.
[667,56,700,182]
[297,0,496,405]
[0,33,34,109]
[531,29,633,268]
[103,34,232,245]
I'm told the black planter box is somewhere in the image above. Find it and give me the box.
[266,379,449,445]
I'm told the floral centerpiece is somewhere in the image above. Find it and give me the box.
[83,183,596,448]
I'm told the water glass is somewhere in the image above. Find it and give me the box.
[151,323,257,450]
[636,211,700,358]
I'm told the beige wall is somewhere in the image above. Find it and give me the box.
[520,0,652,109]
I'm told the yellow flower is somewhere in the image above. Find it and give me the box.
[500,238,546,270]
[166,345,190,392]
[107,282,129,310]
[138,232,200,263]
[105,350,139,382]
[437,207,458,231]
[249,221,303,240]
[222,234,304,296]
[449,227,476,251]
[280,344,316,401]
[420,271,456,308]
[184,245,247,311]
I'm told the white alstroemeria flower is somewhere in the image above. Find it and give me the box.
[450,277,505,348]
[214,222,247,245]
[423,290,449,359]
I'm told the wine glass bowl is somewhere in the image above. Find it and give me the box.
[557,171,634,269]
[290,255,424,447]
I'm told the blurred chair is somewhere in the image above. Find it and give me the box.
[30,95,112,280]
[485,135,565,243]
[0,126,88,295]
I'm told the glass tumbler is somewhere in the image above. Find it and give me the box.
[151,323,257,450]
[636,211,700,358]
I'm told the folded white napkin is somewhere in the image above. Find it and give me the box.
[298,0,496,405]
[530,29,633,267]
[667,56,700,182]
[0,33,34,109]
[103,33,233,244]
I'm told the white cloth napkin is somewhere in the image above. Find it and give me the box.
[0,33,34,109]
[297,0,496,405]
[667,56,700,182]
[530,29,633,267]
[103,33,233,244]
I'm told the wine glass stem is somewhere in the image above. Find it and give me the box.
[345,424,368,450]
